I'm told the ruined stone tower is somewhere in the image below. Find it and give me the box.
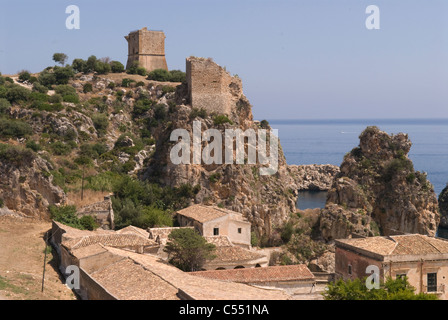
[124,27,168,72]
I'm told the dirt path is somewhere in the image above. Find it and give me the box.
[0,215,76,300]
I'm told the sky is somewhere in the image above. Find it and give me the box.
[1,0,447,120]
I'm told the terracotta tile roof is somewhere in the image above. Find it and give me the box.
[53,221,113,241]
[90,258,179,300]
[204,235,233,247]
[116,225,150,239]
[71,243,108,259]
[103,246,289,300]
[62,233,157,250]
[336,234,448,257]
[190,264,315,283]
[176,204,249,224]
[212,245,265,263]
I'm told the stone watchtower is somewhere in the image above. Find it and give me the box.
[124,27,168,72]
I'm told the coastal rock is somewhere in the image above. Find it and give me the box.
[320,126,440,239]
[287,164,340,191]
[438,185,448,228]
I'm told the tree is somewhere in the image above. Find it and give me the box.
[323,277,439,300]
[110,61,125,73]
[164,228,216,272]
[53,53,68,66]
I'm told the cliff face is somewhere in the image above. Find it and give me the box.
[439,186,448,228]
[142,58,298,239]
[0,149,66,218]
[320,126,439,240]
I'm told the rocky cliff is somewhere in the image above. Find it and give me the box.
[319,126,440,240]
[439,185,448,228]
[0,146,66,218]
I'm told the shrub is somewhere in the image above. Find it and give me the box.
[110,61,125,73]
[0,118,32,138]
[168,70,186,82]
[189,107,207,119]
[72,58,87,73]
[18,70,31,83]
[0,143,35,167]
[136,67,147,76]
[162,85,176,95]
[94,61,111,74]
[53,66,75,85]
[49,205,83,229]
[121,78,135,88]
[55,84,76,96]
[48,94,62,103]
[213,114,233,125]
[0,98,11,114]
[83,83,93,93]
[6,85,30,103]
[85,55,98,73]
[50,141,72,155]
[32,82,48,94]
[146,68,170,82]
[153,104,167,121]
[25,140,42,152]
[126,61,140,75]
[79,215,99,230]
[91,113,109,136]
[38,69,57,88]
[62,94,79,103]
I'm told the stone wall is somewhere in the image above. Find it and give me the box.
[186,57,243,115]
[125,27,168,72]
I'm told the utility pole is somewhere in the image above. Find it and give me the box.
[81,166,85,201]
[41,233,48,292]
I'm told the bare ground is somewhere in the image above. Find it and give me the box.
[0,215,76,300]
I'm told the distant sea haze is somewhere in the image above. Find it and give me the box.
[269,118,448,197]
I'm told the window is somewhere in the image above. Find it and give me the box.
[238,228,242,234]
[213,228,219,236]
[348,265,352,275]
[427,273,438,292]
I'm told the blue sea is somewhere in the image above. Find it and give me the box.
[268,119,448,209]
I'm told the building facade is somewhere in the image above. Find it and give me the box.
[124,27,168,72]
[335,234,448,299]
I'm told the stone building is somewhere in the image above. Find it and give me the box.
[186,56,244,115]
[176,204,252,248]
[335,234,448,299]
[124,27,168,72]
[76,196,115,230]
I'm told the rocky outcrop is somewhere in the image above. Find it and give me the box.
[0,150,66,219]
[320,126,439,240]
[439,185,448,228]
[287,164,340,191]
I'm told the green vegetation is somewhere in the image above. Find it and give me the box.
[323,276,438,300]
[213,114,233,125]
[0,143,35,167]
[147,69,186,82]
[53,53,68,66]
[110,61,125,73]
[49,205,98,230]
[0,118,32,138]
[91,113,109,137]
[164,228,216,272]
[189,108,208,120]
[111,175,200,229]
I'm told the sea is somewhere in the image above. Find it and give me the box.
[268,119,448,211]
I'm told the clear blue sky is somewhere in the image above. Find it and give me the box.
[1,0,447,120]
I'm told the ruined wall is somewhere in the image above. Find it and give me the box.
[125,27,168,72]
[186,57,243,115]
